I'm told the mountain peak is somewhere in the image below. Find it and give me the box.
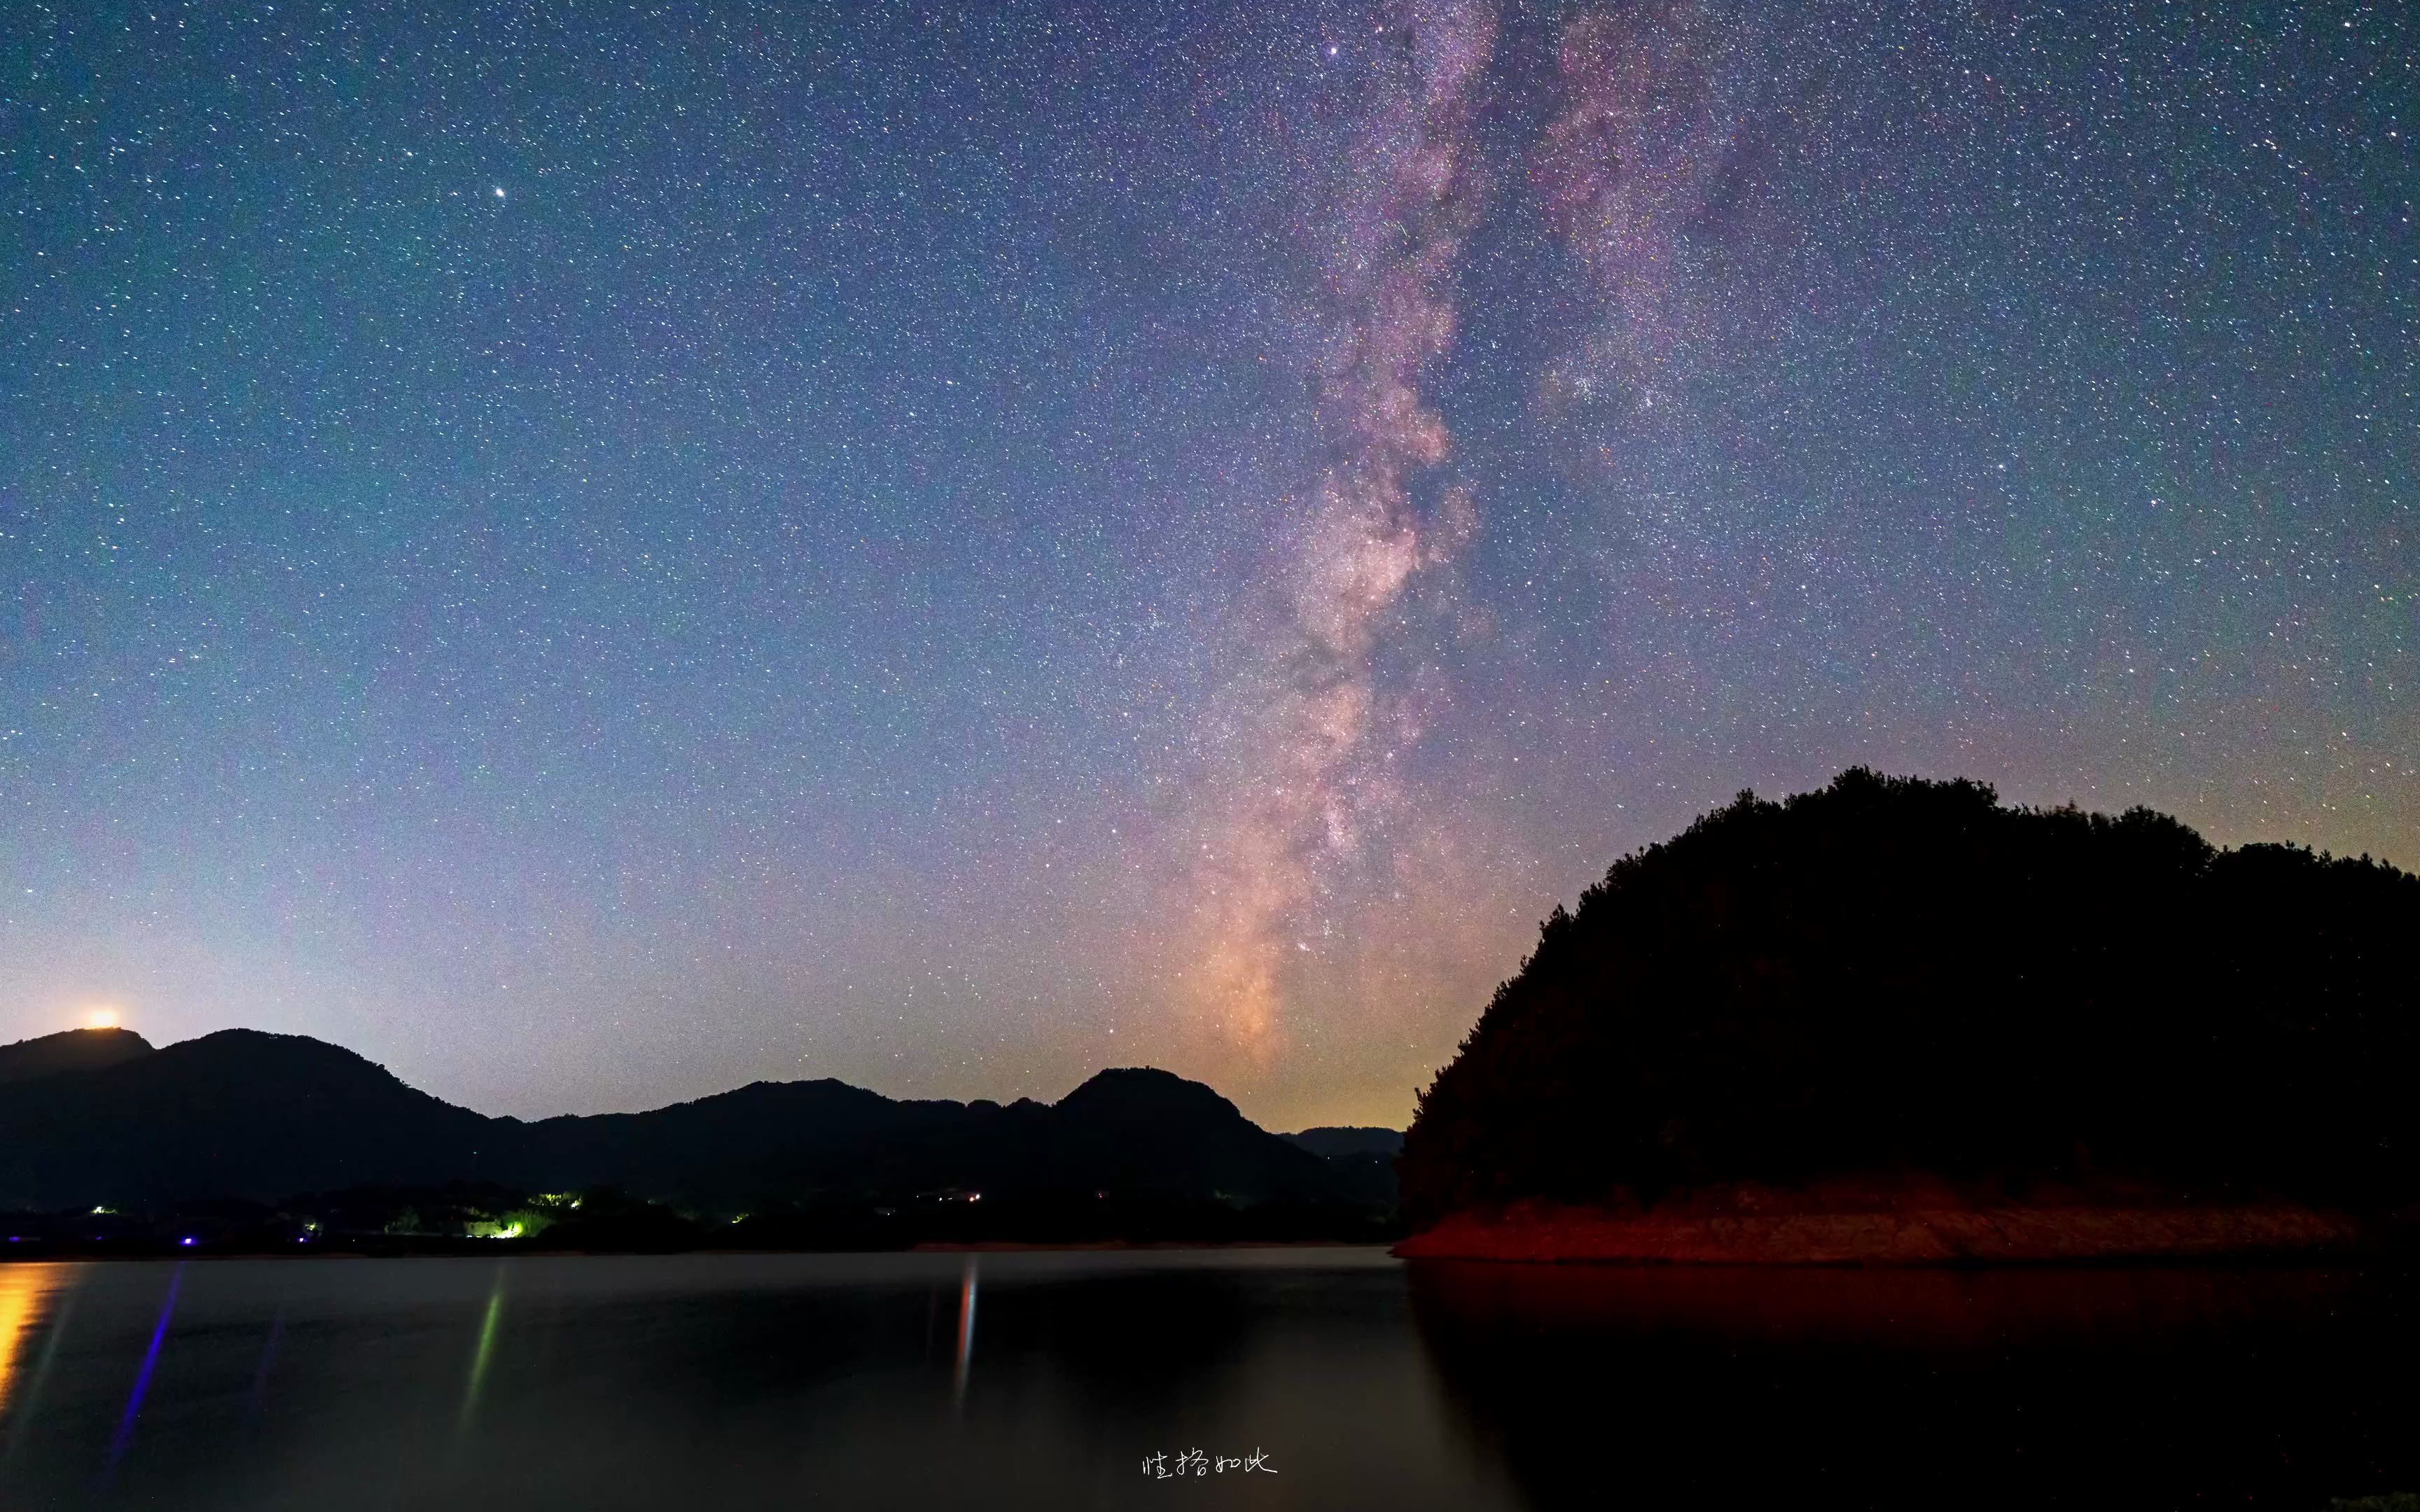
[1056,1066,1245,1124]
[0,1026,156,1085]
[166,1027,396,1077]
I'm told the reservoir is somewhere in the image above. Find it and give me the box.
[0,1250,2412,1509]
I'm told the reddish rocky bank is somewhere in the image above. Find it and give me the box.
[1394,1182,2373,1264]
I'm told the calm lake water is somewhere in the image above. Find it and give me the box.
[0,1249,2413,1510]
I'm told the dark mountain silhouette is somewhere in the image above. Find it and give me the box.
[1045,1068,1323,1196]
[1284,1127,1404,1160]
[0,1026,154,1084]
[506,1065,1343,1208]
[0,1032,1362,1217]
[1399,770,2420,1255]
[1283,1128,1406,1207]
[0,1030,496,1208]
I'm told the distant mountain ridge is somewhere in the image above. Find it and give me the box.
[0,1028,1396,1214]
[1284,1127,1405,1160]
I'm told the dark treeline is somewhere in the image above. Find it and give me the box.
[1400,770,2420,1228]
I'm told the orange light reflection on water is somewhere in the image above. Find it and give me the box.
[0,1264,86,1419]
[952,1258,978,1406]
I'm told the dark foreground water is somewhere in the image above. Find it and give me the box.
[0,1250,2414,1511]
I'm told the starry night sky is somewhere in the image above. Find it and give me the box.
[4,1,2413,1129]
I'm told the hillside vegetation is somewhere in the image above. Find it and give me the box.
[1400,771,2419,1230]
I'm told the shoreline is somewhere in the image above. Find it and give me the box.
[1394,1199,2379,1266]
[0,1237,1393,1264]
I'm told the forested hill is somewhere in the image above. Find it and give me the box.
[1400,770,2420,1229]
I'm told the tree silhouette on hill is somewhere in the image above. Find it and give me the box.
[1399,770,2420,1228]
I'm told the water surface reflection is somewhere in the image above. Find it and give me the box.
[0,1250,1506,1511]
[1410,1261,2420,1511]
[0,1253,2409,1510]
[0,1264,85,1424]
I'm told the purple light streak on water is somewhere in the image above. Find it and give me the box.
[246,1310,286,1426]
[104,1264,183,1476]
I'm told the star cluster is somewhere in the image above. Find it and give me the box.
[3,1,2412,1128]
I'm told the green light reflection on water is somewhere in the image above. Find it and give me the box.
[459,1268,506,1430]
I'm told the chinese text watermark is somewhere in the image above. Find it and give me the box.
[1142,1447,1277,1479]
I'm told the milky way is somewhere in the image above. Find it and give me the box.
[3,1,2413,1128]
[1180,1,1496,1059]
[1534,1,1780,408]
